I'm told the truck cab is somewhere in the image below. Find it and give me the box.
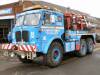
[12,8,64,53]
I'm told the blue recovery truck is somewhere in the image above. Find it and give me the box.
[0,6,96,67]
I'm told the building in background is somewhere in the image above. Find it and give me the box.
[0,0,99,43]
[0,1,32,43]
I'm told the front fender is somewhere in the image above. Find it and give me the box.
[40,36,63,54]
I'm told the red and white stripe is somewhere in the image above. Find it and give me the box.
[18,45,36,52]
[1,44,13,50]
[0,44,37,52]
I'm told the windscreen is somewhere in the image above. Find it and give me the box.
[24,13,41,25]
[16,16,24,26]
[16,13,41,26]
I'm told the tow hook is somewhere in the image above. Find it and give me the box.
[11,45,18,50]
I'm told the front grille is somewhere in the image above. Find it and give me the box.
[22,31,29,42]
[15,31,29,42]
[16,31,21,42]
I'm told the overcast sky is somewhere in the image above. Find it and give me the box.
[0,0,99,18]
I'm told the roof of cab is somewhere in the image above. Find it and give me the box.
[16,9,63,17]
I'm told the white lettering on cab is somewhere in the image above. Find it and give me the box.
[31,32,34,38]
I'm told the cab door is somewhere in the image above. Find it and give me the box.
[40,11,64,53]
[39,11,54,53]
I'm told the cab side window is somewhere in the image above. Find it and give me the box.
[44,12,63,26]
[56,15,63,26]
[44,13,51,25]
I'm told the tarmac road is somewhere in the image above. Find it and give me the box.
[0,43,100,75]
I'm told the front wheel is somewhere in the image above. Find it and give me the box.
[45,42,63,67]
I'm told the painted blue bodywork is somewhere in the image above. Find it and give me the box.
[11,9,64,54]
[11,9,96,54]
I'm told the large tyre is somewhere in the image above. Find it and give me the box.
[46,42,63,67]
[18,55,33,64]
[86,38,94,54]
[77,39,87,57]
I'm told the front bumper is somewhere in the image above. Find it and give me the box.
[1,44,36,52]
[0,44,37,59]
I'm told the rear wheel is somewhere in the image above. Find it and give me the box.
[86,38,94,54]
[77,39,87,57]
[46,42,63,67]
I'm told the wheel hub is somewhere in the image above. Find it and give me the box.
[53,49,60,62]
[54,51,59,58]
